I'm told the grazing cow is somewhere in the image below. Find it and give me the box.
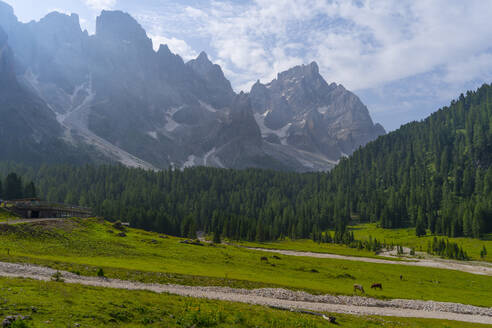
[353,284,365,294]
[260,256,268,262]
[371,283,383,290]
[400,274,403,280]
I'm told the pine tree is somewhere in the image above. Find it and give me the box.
[4,173,23,200]
[415,208,426,237]
[213,229,221,244]
[24,181,37,198]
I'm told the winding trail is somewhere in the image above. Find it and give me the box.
[245,247,492,276]
[0,261,490,324]
[0,218,66,225]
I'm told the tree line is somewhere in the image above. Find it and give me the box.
[326,83,492,238]
[0,84,491,240]
[0,164,339,241]
[0,172,36,200]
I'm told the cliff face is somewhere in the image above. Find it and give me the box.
[250,62,386,162]
[0,1,384,171]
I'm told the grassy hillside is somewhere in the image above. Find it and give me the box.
[0,219,490,307]
[0,207,18,222]
[326,84,492,237]
[242,224,492,262]
[351,223,492,262]
[0,277,484,328]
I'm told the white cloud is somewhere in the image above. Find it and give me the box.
[150,35,198,61]
[116,0,492,129]
[444,53,492,84]
[84,0,116,11]
[181,0,492,94]
[184,6,207,19]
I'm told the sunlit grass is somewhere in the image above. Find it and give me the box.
[350,223,492,262]
[0,276,485,328]
[0,218,490,307]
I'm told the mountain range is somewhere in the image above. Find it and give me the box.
[0,1,384,171]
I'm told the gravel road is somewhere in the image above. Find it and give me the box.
[0,261,490,324]
[246,247,492,276]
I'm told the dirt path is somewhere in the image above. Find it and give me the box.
[0,218,67,225]
[245,247,492,276]
[0,261,490,324]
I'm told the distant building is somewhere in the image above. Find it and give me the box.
[3,199,92,219]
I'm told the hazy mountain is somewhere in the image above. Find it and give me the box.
[250,62,385,161]
[0,24,95,165]
[0,1,384,171]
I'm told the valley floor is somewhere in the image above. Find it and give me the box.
[0,261,490,325]
[1,276,488,328]
[243,246,492,276]
[0,218,490,326]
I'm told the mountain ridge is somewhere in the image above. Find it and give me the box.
[0,2,385,171]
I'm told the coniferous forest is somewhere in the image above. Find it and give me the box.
[1,84,492,240]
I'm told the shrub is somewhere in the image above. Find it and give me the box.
[51,271,64,282]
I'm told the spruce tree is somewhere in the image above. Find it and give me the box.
[415,208,426,237]
[213,229,221,244]
[4,173,23,200]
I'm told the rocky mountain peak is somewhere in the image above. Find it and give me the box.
[277,61,321,82]
[0,1,386,172]
[187,51,216,74]
[187,51,235,106]
[0,1,13,19]
[96,10,152,49]
[196,51,210,63]
[37,12,85,41]
[157,44,172,55]
[0,1,17,32]
[40,11,81,29]
[249,63,386,162]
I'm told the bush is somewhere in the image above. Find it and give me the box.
[480,245,487,259]
[213,231,221,244]
[97,268,105,277]
[427,237,469,260]
[51,271,64,282]
[11,321,30,328]
[112,221,126,231]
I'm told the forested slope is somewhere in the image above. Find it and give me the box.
[0,164,334,240]
[1,84,491,240]
[329,83,492,237]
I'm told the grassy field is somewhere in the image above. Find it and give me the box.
[0,219,490,308]
[238,224,492,263]
[0,208,18,223]
[0,276,486,328]
[350,223,492,262]
[236,239,406,260]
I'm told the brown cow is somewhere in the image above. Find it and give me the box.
[371,283,383,290]
[353,284,365,294]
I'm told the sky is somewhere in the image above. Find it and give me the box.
[5,0,492,131]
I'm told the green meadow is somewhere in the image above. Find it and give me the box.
[236,239,402,260]
[0,277,486,328]
[350,223,492,262]
[0,219,490,307]
[0,208,17,223]
[239,223,492,263]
